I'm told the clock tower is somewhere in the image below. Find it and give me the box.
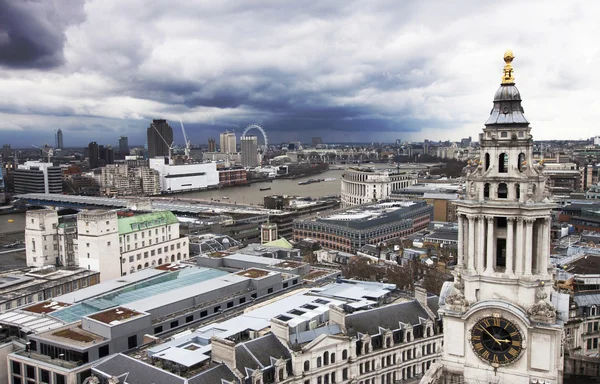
[438,51,564,383]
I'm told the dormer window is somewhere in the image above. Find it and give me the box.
[501,131,508,138]
[591,306,597,316]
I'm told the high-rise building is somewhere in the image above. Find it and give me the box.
[55,129,64,150]
[219,131,237,154]
[208,138,216,152]
[0,162,5,204]
[432,51,563,383]
[100,145,115,165]
[88,142,99,169]
[241,135,258,167]
[2,144,10,160]
[119,136,129,155]
[147,119,173,158]
[14,161,62,194]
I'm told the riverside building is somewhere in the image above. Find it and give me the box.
[341,167,417,207]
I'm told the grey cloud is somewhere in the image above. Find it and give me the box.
[0,0,85,69]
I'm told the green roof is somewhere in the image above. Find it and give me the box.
[118,211,179,235]
[264,237,294,249]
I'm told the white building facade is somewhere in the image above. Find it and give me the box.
[427,51,563,384]
[220,131,237,154]
[75,210,188,281]
[341,167,417,207]
[148,158,219,193]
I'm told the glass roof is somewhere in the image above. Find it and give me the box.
[51,267,228,323]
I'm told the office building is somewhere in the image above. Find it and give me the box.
[147,119,174,158]
[341,167,418,207]
[14,161,62,194]
[86,282,441,384]
[75,210,188,281]
[207,137,216,152]
[118,136,128,155]
[55,129,63,150]
[426,51,562,384]
[2,144,11,160]
[0,164,5,204]
[3,264,300,383]
[219,131,236,154]
[88,142,99,169]
[148,159,219,193]
[0,267,99,314]
[241,135,259,167]
[293,201,433,253]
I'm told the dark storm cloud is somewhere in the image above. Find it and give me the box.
[0,0,85,69]
[1,0,598,144]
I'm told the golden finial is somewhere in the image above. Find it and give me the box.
[502,49,515,84]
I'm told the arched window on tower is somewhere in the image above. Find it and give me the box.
[499,153,508,173]
[484,183,490,199]
[515,184,521,200]
[485,153,491,171]
[518,153,526,172]
[498,183,508,199]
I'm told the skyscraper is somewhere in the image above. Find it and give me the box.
[88,142,100,169]
[56,129,64,150]
[207,138,216,152]
[119,136,129,155]
[2,144,10,160]
[147,119,173,158]
[219,131,237,154]
[241,135,258,167]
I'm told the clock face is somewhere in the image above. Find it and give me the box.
[470,316,523,366]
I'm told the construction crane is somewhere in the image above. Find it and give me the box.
[150,122,175,160]
[179,118,191,158]
[32,145,54,163]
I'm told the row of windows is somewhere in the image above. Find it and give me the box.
[10,360,66,384]
[3,278,90,311]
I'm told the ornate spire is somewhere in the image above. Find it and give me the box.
[501,49,515,84]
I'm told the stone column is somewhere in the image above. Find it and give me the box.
[524,218,534,276]
[540,217,550,276]
[485,216,495,274]
[457,214,464,268]
[506,217,514,275]
[477,215,485,274]
[515,218,524,275]
[468,214,475,272]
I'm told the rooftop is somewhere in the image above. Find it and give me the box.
[22,300,71,314]
[117,211,179,235]
[88,306,145,325]
[0,267,99,303]
[50,267,229,323]
[302,200,431,232]
[235,268,271,279]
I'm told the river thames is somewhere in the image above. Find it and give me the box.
[178,169,345,205]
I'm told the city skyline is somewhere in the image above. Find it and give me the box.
[1,1,599,147]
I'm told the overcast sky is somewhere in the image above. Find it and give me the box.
[0,0,598,148]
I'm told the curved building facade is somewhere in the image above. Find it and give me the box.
[341,167,417,207]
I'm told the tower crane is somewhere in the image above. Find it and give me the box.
[179,118,191,158]
[150,122,175,161]
[32,145,54,163]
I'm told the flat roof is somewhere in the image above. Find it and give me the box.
[88,307,145,325]
[309,280,395,301]
[125,273,247,313]
[51,267,228,323]
[54,268,165,304]
[146,290,345,367]
[0,311,65,333]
